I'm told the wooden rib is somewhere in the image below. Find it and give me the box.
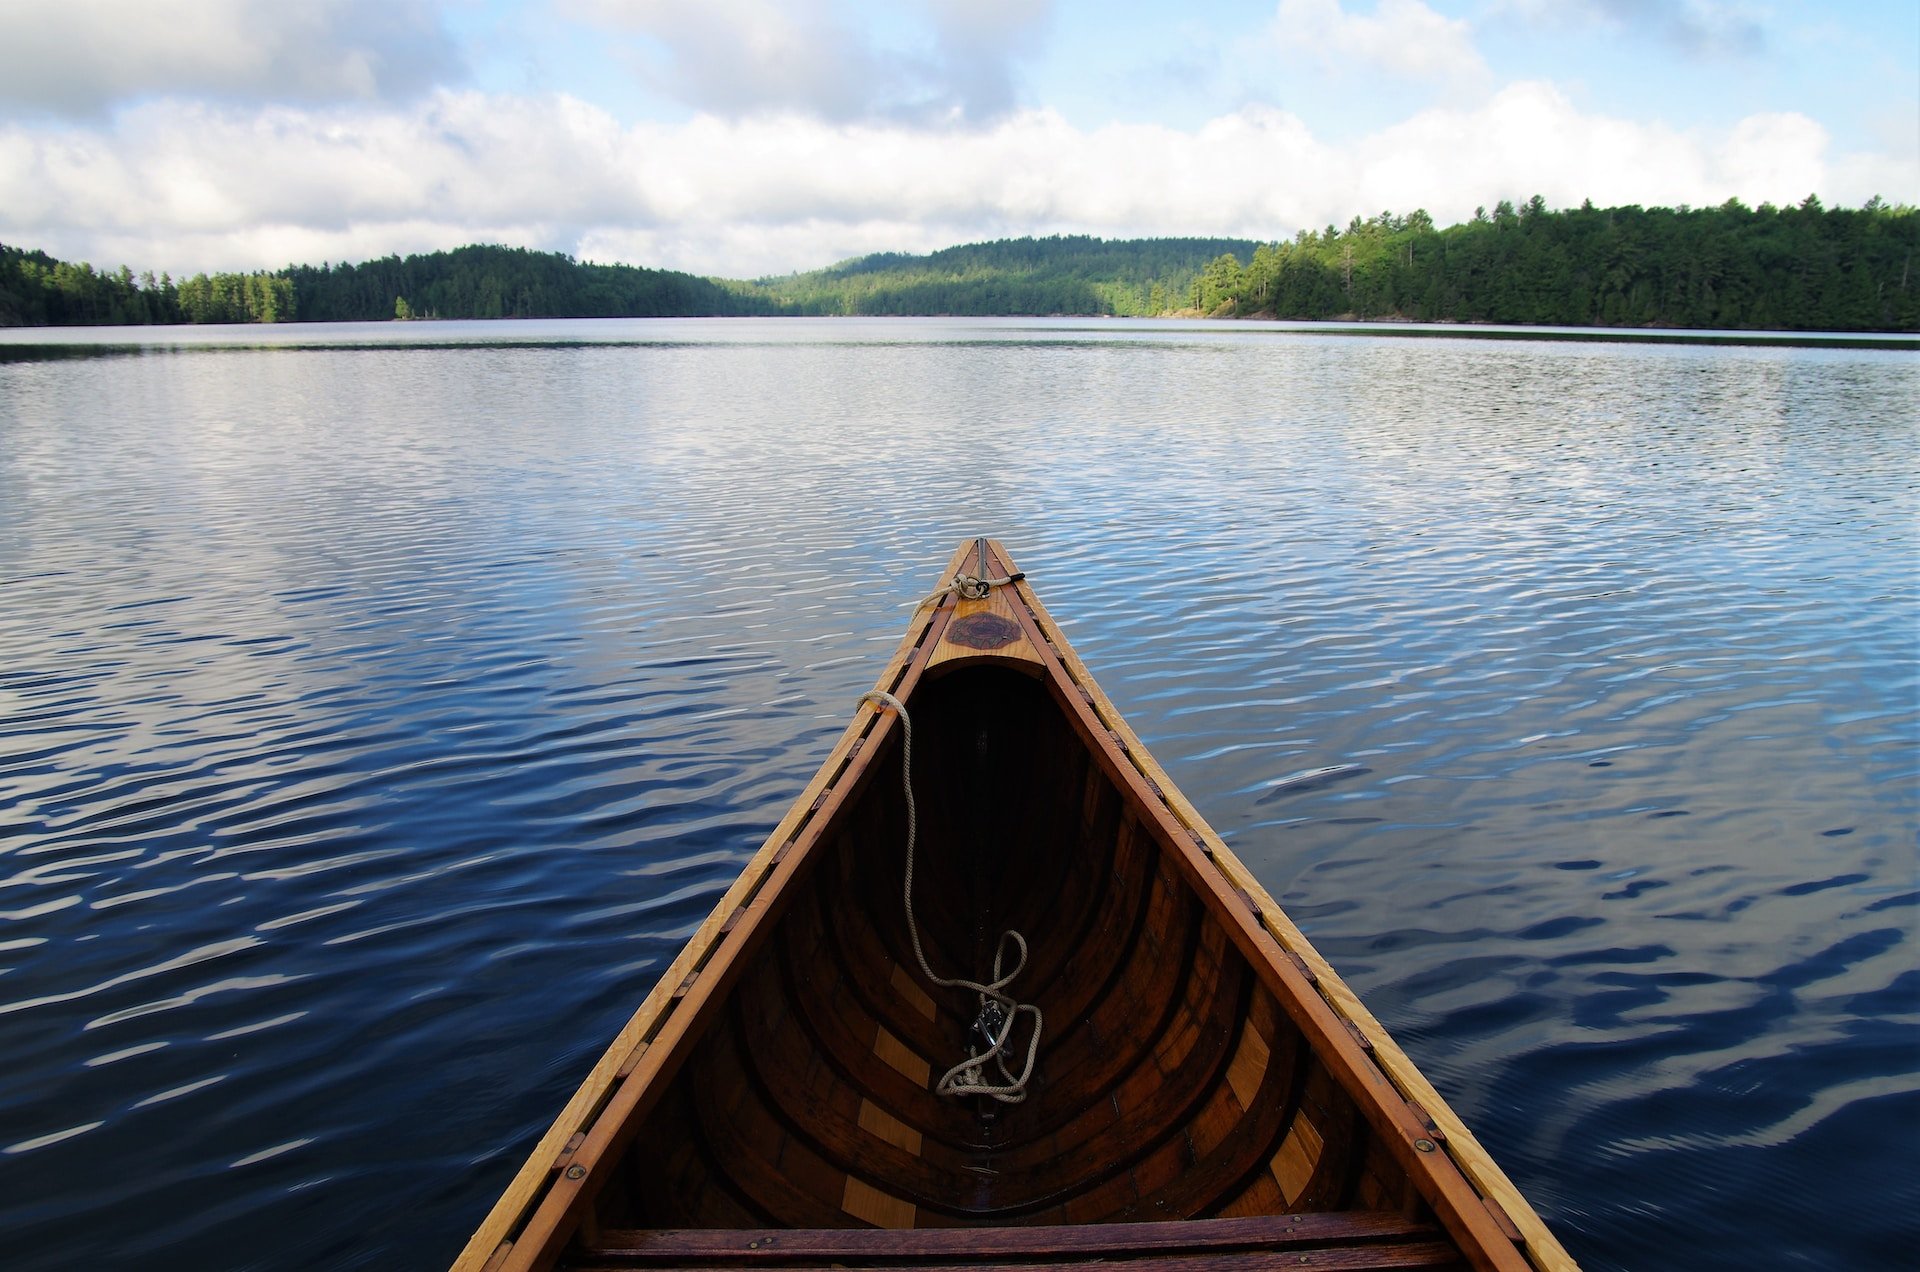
[954,873,1214,1172]
[740,862,1249,1222]
[951,931,1245,1217]
[1131,1004,1311,1219]
[760,923,967,1150]
[732,961,971,1214]
[688,1014,860,1228]
[872,1025,931,1087]
[626,1085,768,1228]
[768,898,984,1153]
[1272,1114,1325,1205]
[990,539,1558,1272]
[791,841,1251,1222]
[1226,1015,1273,1110]
[840,1176,916,1229]
[1291,1066,1370,1213]
[889,964,936,1021]
[858,1099,924,1156]
[812,836,964,1066]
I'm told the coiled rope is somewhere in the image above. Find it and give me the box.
[860,688,1043,1103]
[911,569,1025,613]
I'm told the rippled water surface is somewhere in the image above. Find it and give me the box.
[1,318,1914,1270]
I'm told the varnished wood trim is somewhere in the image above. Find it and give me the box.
[582,1210,1451,1261]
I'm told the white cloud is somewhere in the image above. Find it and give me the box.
[0,0,463,117]
[919,0,1054,120]
[565,0,896,122]
[0,84,1910,278]
[1273,0,1489,86]
[562,0,1052,123]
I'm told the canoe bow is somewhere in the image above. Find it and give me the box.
[452,538,1577,1272]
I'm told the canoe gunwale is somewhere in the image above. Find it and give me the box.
[450,538,1577,1272]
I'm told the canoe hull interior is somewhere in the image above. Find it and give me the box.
[593,663,1426,1233]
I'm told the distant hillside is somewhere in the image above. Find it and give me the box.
[1185,197,1919,331]
[284,244,764,321]
[0,244,295,326]
[4,198,1915,330]
[744,235,1262,317]
[0,242,761,327]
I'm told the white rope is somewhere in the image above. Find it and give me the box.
[909,570,1024,612]
[860,689,1043,1103]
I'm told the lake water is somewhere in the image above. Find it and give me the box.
[0,317,1913,1270]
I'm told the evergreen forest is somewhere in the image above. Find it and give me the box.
[752,236,1261,316]
[2,196,1914,331]
[282,245,758,321]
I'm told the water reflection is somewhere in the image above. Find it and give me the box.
[0,320,1913,1270]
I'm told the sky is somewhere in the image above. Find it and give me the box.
[0,0,1915,279]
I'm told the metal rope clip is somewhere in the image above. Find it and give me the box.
[969,999,1010,1052]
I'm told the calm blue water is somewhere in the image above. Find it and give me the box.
[0,318,1914,1270]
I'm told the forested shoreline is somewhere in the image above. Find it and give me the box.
[1187,196,1916,330]
[3,196,1914,331]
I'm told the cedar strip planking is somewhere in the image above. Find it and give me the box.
[1136,1014,1309,1220]
[993,849,1197,1140]
[751,907,1208,1221]
[688,1007,865,1229]
[762,912,979,1151]
[975,928,1243,1190]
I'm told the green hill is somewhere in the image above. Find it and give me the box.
[746,235,1261,316]
[4,197,1915,330]
[284,244,762,321]
[1185,197,1919,331]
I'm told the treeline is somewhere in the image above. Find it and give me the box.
[749,236,1260,316]
[0,242,757,327]
[3,198,1915,330]
[1188,196,1918,330]
[285,244,760,321]
[0,245,293,325]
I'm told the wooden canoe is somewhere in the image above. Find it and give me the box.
[454,539,1577,1272]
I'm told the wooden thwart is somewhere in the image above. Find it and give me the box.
[580,1210,1455,1265]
